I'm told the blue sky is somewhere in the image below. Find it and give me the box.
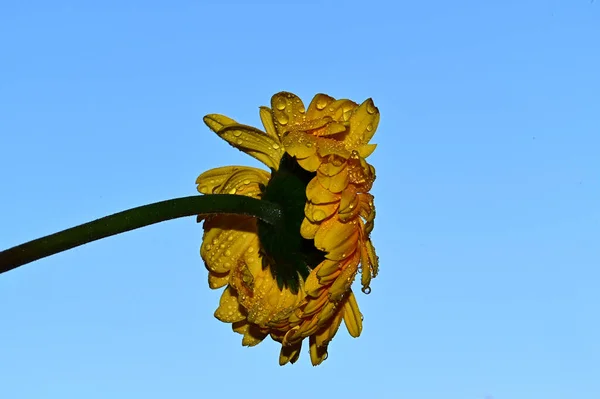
[0,1,598,398]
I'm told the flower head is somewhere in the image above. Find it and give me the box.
[197,92,379,365]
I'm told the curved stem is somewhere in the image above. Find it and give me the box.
[0,194,281,275]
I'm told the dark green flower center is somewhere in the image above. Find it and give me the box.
[257,153,326,293]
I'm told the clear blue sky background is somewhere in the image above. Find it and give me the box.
[1,1,598,398]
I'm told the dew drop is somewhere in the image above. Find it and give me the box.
[366,100,376,115]
[276,113,289,125]
[225,250,231,256]
[247,247,255,253]
[205,244,212,251]
[236,139,243,145]
[228,188,237,194]
[227,235,234,241]
[243,179,251,185]
[362,286,372,294]
[224,262,231,268]
[305,142,313,148]
[219,243,226,249]
[312,209,327,221]
[275,97,287,110]
[233,130,242,137]
[298,105,306,114]
[316,98,328,110]
[212,238,218,245]
[366,124,373,132]
[198,185,208,193]
[272,143,280,150]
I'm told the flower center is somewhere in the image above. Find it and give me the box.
[257,153,326,293]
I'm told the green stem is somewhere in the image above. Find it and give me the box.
[0,194,281,275]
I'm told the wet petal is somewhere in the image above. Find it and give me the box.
[271,92,307,135]
[232,321,268,347]
[216,124,285,170]
[345,98,380,149]
[259,106,279,143]
[314,218,356,254]
[306,93,336,119]
[201,216,258,274]
[207,271,229,289]
[283,130,318,159]
[279,341,302,365]
[342,291,363,337]
[317,167,349,193]
[305,177,340,204]
[305,201,338,223]
[196,166,269,197]
[300,217,320,239]
[214,286,246,323]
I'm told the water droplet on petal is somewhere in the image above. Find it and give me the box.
[366,124,373,132]
[276,113,289,125]
[305,142,313,148]
[198,185,208,192]
[366,100,376,114]
[243,179,251,185]
[227,235,234,241]
[236,139,243,145]
[212,238,218,245]
[219,243,225,249]
[233,130,242,137]
[312,209,327,221]
[362,286,372,294]
[229,188,237,194]
[316,98,328,110]
[298,105,306,114]
[275,97,286,110]
[272,143,280,149]
[205,244,212,251]
[247,247,254,253]
[225,250,231,256]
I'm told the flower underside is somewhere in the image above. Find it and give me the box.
[196,91,380,365]
[258,153,326,293]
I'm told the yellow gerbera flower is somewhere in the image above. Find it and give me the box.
[196,92,379,365]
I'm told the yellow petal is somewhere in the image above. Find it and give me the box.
[305,201,338,223]
[259,106,280,142]
[339,185,359,215]
[317,167,349,193]
[345,98,380,149]
[196,166,270,197]
[328,258,359,302]
[232,321,268,347]
[301,292,328,317]
[314,218,356,254]
[271,92,307,135]
[217,124,284,170]
[296,154,322,172]
[203,113,238,132]
[316,137,351,159]
[342,291,363,337]
[300,217,320,239]
[325,230,358,261]
[316,259,340,279]
[283,130,317,159]
[201,216,258,274]
[214,286,246,323]
[318,155,347,176]
[279,341,302,365]
[309,335,328,366]
[357,143,377,158]
[306,93,336,119]
[208,271,229,289]
[305,177,340,204]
